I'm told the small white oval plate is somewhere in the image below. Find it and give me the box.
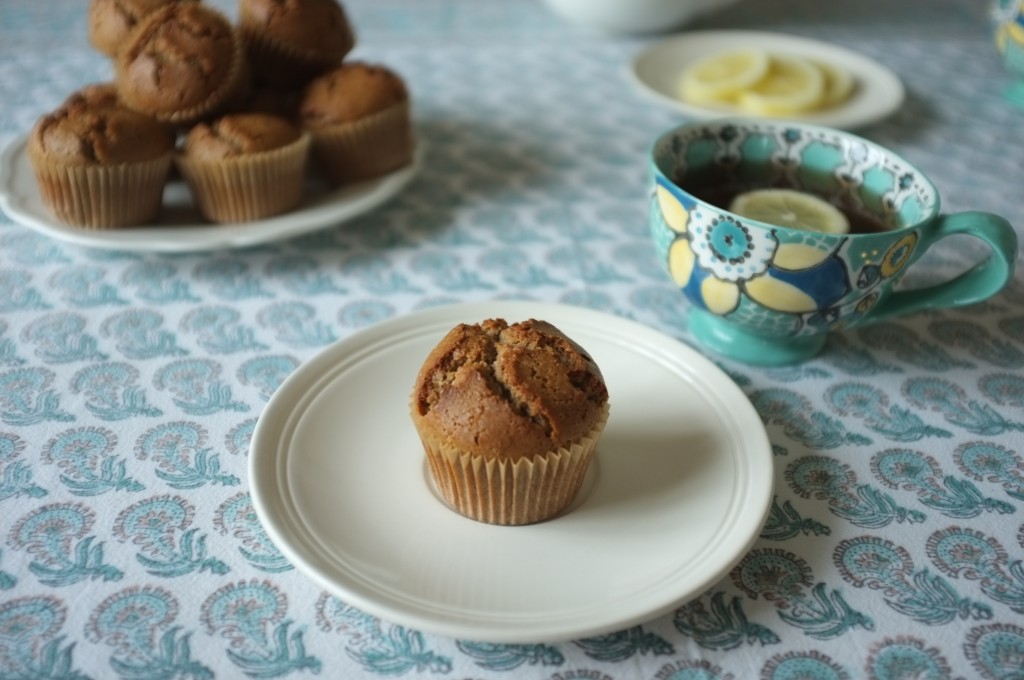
[249,301,774,643]
[0,133,420,253]
[631,30,905,129]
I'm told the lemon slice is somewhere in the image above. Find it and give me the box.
[815,60,855,108]
[729,188,850,234]
[737,55,825,115]
[682,88,739,110]
[681,48,770,105]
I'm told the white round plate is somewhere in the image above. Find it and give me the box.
[0,133,420,253]
[630,30,905,129]
[249,301,774,643]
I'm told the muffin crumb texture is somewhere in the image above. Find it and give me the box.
[88,0,194,56]
[412,319,608,460]
[30,105,173,165]
[240,0,354,61]
[300,63,407,126]
[117,2,240,118]
[183,113,301,160]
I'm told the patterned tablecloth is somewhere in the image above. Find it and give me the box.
[2,0,1024,678]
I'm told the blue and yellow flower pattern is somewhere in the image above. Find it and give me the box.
[656,180,856,334]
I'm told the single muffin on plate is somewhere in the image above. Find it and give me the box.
[87,0,194,57]
[175,112,311,223]
[410,318,610,526]
[116,2,247,126]
[298,62,414,185]
[26,102,174,228]
[238,0,356,89]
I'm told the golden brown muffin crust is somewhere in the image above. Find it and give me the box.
[412,319,608,460]
[238,0,354,61]
[87,0,193,56]
[117,3,240,116]
[29,104,174,165]
[299,63,408,127]
[229,86,299,118]
[181,113,302,161]
[62,83,122,110]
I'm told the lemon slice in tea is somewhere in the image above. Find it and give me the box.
[729,188,850,234]
[737,54,825,115]
[681,48,770,105]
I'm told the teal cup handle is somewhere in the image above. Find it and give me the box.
[870,212,1018,322]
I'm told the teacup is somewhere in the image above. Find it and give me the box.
[648,119,1018,365]
[993,0,1024,105]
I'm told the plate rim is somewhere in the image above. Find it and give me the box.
[248,301,775,642]
[0,132,420,253]
[629,29,906,129]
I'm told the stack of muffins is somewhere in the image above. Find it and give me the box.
[27,0,414,228]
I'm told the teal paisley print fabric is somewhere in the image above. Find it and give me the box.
[1,0,1023,679]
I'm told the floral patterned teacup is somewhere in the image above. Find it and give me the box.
[649,119,1018,365]
[993,0,1024,105]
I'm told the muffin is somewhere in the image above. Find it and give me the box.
[87,0,193,57]
[238,0,356,89]
[175,113,311,223]
[225,85,299,119]
[26,103,175,228]
[410,319,610,526]
[62,83,122,110]
[116,2,247,125]
[298,62,413,185]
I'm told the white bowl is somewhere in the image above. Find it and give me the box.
[541,0,739,34]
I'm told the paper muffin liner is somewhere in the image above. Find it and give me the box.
[119,13,248,126]
[175,132,311,223]
[239,25,352,89]
[306,102,413,185]
[420,403,610,526]
[27,148,172,229]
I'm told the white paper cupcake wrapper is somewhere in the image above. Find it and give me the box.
[29,151,172,229]
[421,403,610,526]
[307,102,413,185]
[175,133,310,223]
[239,24,353,89]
